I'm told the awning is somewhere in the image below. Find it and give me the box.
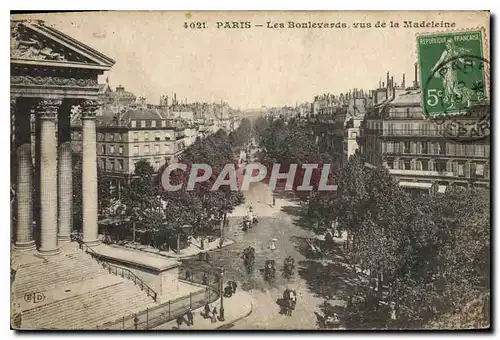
[437,185,447,193]
[399,181,433,189]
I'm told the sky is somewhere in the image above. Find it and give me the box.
[12,11,489,110]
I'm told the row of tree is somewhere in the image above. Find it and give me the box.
[255,116,490,328]
[256,117,341,199]
[316,154,490,328]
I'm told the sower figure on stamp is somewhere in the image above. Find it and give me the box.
[431,38,474,109]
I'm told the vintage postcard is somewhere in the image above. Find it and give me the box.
[10,11,490,330]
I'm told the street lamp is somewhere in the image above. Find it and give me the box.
[219,265,225,321]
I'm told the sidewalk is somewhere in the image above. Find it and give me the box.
[124,238,235,260]
[152,290,253,330]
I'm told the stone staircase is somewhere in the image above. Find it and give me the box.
[13,250,159,330]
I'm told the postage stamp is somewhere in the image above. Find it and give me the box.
[417,29,489,118]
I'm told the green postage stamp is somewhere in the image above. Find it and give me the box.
[417,29,489,117]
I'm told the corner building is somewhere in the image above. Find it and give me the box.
[359,71,490,193]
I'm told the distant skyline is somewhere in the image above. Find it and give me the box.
[13,11,488,110]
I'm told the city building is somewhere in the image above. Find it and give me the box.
[343,91,370,161]
[359,67,490,193]
[71,103,188,193]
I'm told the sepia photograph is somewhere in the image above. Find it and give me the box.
[9,10,490,331]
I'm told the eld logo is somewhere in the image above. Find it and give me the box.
[24,292,45,304]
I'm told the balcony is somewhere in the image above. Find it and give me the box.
[389,169,454,177]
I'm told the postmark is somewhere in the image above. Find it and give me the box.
[417,29,490,141]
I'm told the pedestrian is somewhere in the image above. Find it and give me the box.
[204,303,211,319]
[186,269,191,281]
[176,315,184,329]
[134,314,139,330]
[205,252,211,263]
[186,310,194,326]
[202,273,208,286]
[231,280,237,293]
[211,306,218,323]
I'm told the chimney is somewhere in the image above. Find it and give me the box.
[174,93,177,105]
[391,76,394,97]
[379,79,382,88]
[402,73,406,89]
[414,62,419,88]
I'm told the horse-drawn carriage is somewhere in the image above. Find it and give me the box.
[281,288,297,316]
[263,259,276,280]
[242,206,258,231]
[283,256,295,277]
[242,246,255,269]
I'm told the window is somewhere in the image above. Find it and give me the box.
[119,145,124,155]
[476,164,485,177]
[404,142,410,154]
[161,120,167,128]
[164,144,171,153]
[99,158,105,170]
[475,144,485,157]
[133,145,139,155]
[404,159,411,170]
[141,120,146,128]
[131,120,137,128]
[422,142,428,154]
[133,132,139,141]
[351,132,357,138]
[152,120,156,128]
[155,132,161,141]
[428,160,434,171]
[145,145,150,154]
[109,133,114,141]
[117,159,124,171]
[155,144,160,154]
[438,142,446,155]
[101,144,106,155]
[387,123,394,136]
[415,142,422,154]
[144,132,149,141]
[387,159,394,169]
[455,144,465,156]
[98,133,104,141]
[155,160,160,170]
[109,159,115,171]
[110,145,115,154]
[410,142,417,154]
[458,163,465,177]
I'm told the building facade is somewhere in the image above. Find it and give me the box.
[72,105,189,192]
[359,70,490,193]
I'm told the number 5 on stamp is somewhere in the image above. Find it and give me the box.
[417,29,488,117]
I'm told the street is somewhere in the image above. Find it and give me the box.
[181,181,345,329]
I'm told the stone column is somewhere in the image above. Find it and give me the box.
[81,100,100,245]
[13,98,36,250]
[37,99,62,255]
[57,101,73,242]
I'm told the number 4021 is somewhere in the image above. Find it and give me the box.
[184,22,207,29]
